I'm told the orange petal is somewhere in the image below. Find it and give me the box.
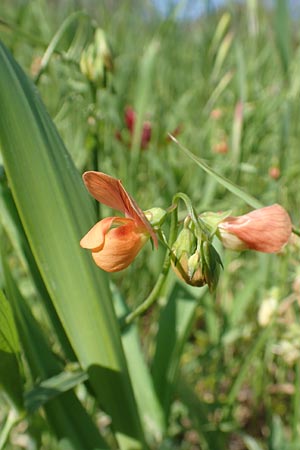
[80,217,131,250]
[82,171,158,247]
[91,220,149,272]
[219,204,292,253]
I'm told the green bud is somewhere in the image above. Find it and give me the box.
[80,28,113,87]
[172,227,196,260]
[171,228,206,287]
[171,223,223,289]
[187,251,200,279]
[144,207,167,227]
[201,241,223,291]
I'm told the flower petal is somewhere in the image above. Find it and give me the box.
[219,204,292,253]
[80,217,130,250]
[91,220,149,272]
[82,171,158,247]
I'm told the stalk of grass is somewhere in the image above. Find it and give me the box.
[274,0,291,80]
[128,40,159,195]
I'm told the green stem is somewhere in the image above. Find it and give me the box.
[172,192,210,239]
[0,409,22,450]
[87,81,102,218]
[124,206,178,325]
[292,226,300,237]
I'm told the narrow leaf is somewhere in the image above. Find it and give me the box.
[0,289,24,411]
[170,135,263,209]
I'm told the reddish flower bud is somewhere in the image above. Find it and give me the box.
[123,106,152,149]
[141,121,152,149]
[213,140,228,154]
[269,167,280,180]
[125,106,135,133]
[218,204,292,253]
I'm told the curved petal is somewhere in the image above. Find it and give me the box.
[219,204,292,253]
[91,221,149,272]
[80,217,133,250]
[82,171,158,247]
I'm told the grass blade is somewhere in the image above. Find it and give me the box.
[170,135,263,209]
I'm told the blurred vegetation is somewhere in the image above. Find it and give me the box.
[0,0,300,449]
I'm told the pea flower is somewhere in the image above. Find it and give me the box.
[80,171,157,272]
[218,204,292,253]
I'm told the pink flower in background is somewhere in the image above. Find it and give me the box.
[124,106,152,149]
[218,204,292,253]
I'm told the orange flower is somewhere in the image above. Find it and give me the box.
[80,171,157,272]
[218,204,292,253]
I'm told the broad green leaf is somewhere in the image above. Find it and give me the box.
[0,177,76,362]
[0,40,145,449]
[2,257,109,450]
[0,289,23,411]
[0,180,28,272]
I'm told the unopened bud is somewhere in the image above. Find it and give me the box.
[144,207,167,227]
[171,227,202,286]
[80,28,113,87]
[201,241,222,291]
[171,226,222,289]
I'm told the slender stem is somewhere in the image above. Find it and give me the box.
[88,81,103,218]
[292,226,300,237]
[0,409,21,450]
[124,206,178,325]
[172,192,210,239]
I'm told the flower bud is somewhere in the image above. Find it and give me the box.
[171,226,222,289]
[218,204,292,253]
[144,207,167,227]
[80,28,113,87]
[171,227,202,287]
[201,242,222,291]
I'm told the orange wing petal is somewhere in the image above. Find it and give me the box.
[82,171,158,247]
